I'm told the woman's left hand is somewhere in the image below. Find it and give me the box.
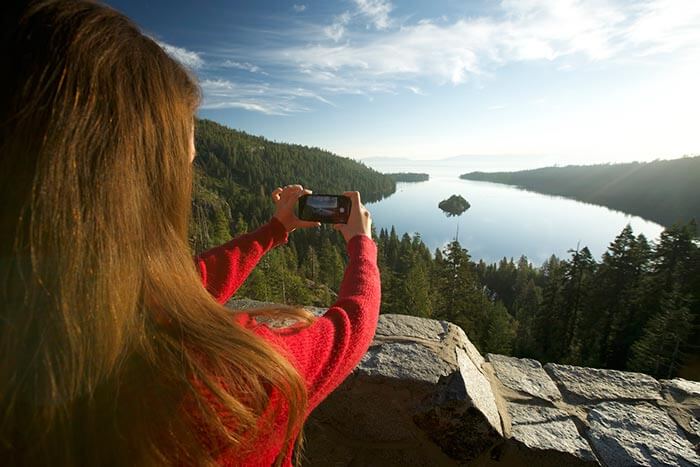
[272,185,321,233]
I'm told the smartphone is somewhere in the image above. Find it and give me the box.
[298,194,352,224]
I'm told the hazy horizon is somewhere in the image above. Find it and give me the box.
[107,0,700,163]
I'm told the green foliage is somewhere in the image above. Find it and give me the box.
[460,156,700,227]
[628,287,694,378]
[318,239,344,291]
[438,194,471,217]
[386,172,429,182]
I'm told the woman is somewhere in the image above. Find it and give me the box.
[0,1,380,466]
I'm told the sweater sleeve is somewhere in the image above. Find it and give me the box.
[195,217,288,304]
[256,234,381,414]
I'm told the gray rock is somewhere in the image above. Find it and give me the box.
[455,347,503,436]
[305,314,503,465]
[545,363,662,403]
[488,354,562,402]
[661,377,700,401]
[375,313,447,342]
[357,342,455,384]
[588,401,700,467]
[506,403,597,464]
[413,346,503,462]
[660,378,700,449]
[448,321,486,369]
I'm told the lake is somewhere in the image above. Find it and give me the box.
[364,161,665,265]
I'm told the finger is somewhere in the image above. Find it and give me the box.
[281,185,304,201]
[291,188,311,200]
[343,191,361,206]
[332,223,343,231]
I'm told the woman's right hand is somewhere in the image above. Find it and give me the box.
[333,191,372,243]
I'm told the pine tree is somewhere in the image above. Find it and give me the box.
[433,240,490,346]
[513,279,542,356]
[559,246,596,361]
[234,212,249,235]
[628,287,694,378]
[601,227,651,368]
[401,260,433,317]
[301,246,320,283]
[318,239,344,291]
[483,302,516,355]
[533,255,564,360]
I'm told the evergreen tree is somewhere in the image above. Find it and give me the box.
[433,241,490,345]
[597,227,650,368]
[558,246,595,362]
[532,255,564,360]
[628,287,694,378]
[401,260,433,317]
[234,212,249,235]
[301,246,320,283]
[318,239,344,291]
[483,302,516,355]
[513,279,542,356]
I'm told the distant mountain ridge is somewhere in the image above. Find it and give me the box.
[362,154,561,173]
[460,156,700,227]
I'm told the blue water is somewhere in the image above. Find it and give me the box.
[365,162,665,265]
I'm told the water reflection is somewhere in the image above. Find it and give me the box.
[367,174,664,265]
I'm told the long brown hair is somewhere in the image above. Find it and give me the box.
[0,1,311,465]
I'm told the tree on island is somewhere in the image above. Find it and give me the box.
[438,194,471,241]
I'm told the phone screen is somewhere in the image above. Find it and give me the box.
[298,194,351,224]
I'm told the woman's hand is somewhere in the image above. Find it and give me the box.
[334,191,372,243]
[272,185,321,233]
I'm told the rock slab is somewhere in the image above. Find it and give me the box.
[506,403,596,464]
[545,363,662,403]
[487,354,562,402]
[587,401,700,466]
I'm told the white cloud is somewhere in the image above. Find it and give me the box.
[622,0,700,55]
[293,4,307,13]
[406,86,426,95]
[197,0,700,122]
[199,79,334,115]
[154,39,204,69]
[324,11,351,42]
[274,20,486,86]
[263,0,700,93]
[221,60,262,73]
[353,0,393,30]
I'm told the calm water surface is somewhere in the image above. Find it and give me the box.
[365,163,665,265]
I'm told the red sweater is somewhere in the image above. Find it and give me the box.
[194,217,381,466]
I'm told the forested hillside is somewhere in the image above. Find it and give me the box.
[460,156,700,227]
[188,121,699,380]
[190,119,395,253]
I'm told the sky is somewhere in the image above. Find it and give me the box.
[105,0,700,164]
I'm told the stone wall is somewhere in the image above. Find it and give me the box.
[227,301,700,466]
